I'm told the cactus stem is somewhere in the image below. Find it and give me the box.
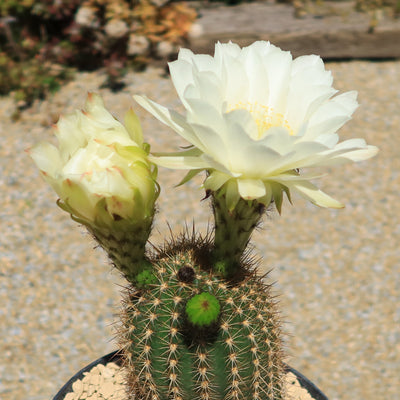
[211,189,265,279]
[87,215,154,284]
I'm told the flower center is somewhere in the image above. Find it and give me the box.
[231,101,293,139]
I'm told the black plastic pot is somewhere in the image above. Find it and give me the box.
[53,351,328,400]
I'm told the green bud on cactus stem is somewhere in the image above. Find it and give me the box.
[185,292,221,327]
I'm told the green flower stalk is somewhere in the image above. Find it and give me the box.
[211,185,266,278]
[29,93,159,283]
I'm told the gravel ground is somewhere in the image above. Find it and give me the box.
[1,59,399,400]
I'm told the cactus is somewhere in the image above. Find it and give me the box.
[28,40,380,400]
[117,232,285,400]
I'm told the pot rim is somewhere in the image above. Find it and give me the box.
[53,351,329,400]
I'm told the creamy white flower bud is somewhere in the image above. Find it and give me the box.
[29,93,158,228]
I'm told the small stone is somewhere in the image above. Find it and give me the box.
[64,393,76,400]
[102,365,115,379]
[97,364,107,374]
[75,6,100,29]
[127,34,149,56]
[89,371,100,386]
[80,391,88,399]
[72,379,84,397]
[188,22,203,39]
[104,19,129,39]
[156,41,176,58]
[98,381,116,398]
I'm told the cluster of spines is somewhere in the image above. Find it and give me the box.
[117,246,285,400]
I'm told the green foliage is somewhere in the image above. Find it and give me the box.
[119,235,285,400]
[0,0,197,108]
[0,52,72,107]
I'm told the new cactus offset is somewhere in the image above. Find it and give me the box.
[118,234,284,400]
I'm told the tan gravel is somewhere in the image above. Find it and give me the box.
[61,362,314,400]
[0,60,399,400]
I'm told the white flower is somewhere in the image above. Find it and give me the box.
[134,41,378,211]
[29,93,158,227]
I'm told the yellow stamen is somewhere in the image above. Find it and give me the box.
[229,101,293,139]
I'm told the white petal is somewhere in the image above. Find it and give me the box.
[191,53,216,72]
[185,98,226,135]
[222,56,249,105]
[177,47,196,62]
[263,48,292,113]
[306,91,358,138]
[257,127,297,153]
[287,180,344,208]
[225,108,258,141]
[168,59,194,107]
[229,142,283,177]
[190,123,227,161]
[241,44,269,104]
[29,142,63,177]
[237,178,266,199]
[149,154,211,170]
[314,133,339,147]
[204,171,231,191]
[214,41,241,61]
[313,144,379,166]
[291,55,333,87]
[287,86,337,134]
[134,95,204,150]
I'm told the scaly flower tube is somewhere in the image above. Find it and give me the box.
[134,41,378,211]
[28,93,159,283]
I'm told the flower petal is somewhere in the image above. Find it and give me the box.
[237,178,266,199]
[204,171,231,191]
[134,94,203,150]
[287,180,344,208]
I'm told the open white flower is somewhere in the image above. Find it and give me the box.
[134,41,378,211]
[29,93,158,228]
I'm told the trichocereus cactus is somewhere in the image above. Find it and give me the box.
[118,231,284,400]
[30,40,378,400]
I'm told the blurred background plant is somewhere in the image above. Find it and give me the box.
[0,0,197,114]
[0,0,398,115]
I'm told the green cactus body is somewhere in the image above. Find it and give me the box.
[119,238,284,400]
